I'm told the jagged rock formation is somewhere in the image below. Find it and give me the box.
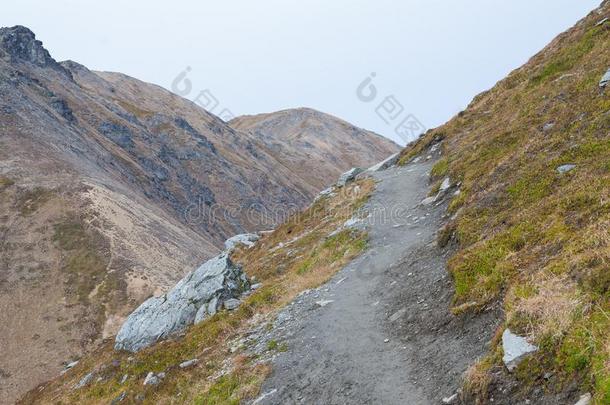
[115,252,249,352]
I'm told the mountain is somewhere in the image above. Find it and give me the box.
[229,108,400,190]
[0,26,399,403]
[18,2,610,404]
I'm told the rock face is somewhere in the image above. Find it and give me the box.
[224,233,260,250]
[114,253,250,352]
[0,26,68,73]
[502,329,538,372]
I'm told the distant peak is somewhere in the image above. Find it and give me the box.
[0,25,70,76]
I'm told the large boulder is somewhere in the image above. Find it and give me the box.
[115,252,249,352]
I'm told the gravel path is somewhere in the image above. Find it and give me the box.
[253,152,500,405]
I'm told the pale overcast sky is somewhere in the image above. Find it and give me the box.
[2,0,601,144]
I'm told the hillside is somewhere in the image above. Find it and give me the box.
[397,2,610,402]
[8,1,610,404]
[229,108,399,190]
[0,26,399,403]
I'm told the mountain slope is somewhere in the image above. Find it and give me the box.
[229,108,399,190]
[17,2,610,404]
[0,26,398,403]
[397,2,610,402]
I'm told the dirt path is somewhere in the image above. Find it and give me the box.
[253,152,500,404]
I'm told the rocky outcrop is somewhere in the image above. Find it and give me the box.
[114,252,250,352]
[0,26,71,76]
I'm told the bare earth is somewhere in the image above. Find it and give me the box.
[255,153,500,404]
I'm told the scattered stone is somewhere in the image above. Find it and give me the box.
[557,164,576,174]
[383,338,390,343]
[439,177,451,192]
[343,217,367,232]
[251,283,262,290]
[336,167,364,187]
[542,122,555,132]
[315,186,336,201]
[420,196,436,206]
[73,372,94,389]
[502,329,538,372]
[60,360,79,375]
[179,359,199,369]
[143,371,165,386]
[120,374,128,384]
[600,68,610,88]
[224,233,260,250]
[115,252,250,352]
[388,308,407,323]
[442,393,459,404]
[574,393,592,405]
[252,388,278,405]
[224,298,241,310]
[597,17,609,26]
[315,299,334,307]
[110,391,127,404]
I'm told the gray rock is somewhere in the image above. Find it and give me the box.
[574,393,592,405]
[224,233,260,250]
[73,372,94,389]
[194,304,209,324]
[336,167,364,187]
[224,298,241,310]
[115,252,249,352]
[557,164,576,174]
[143,371,164,386]
[388,308,407,323]
[251,283,262,290]
[315,186,336,201]
[60,360,79,375]
[420,196,436,206]
[343,217,367,232]
[179,359,199,369]
[442,393,459,404]
[120,374,128,384]
[502,329,538,372]
[600,68,610,88]
[111,391,127,404]
[597,17,609,26]
[542,122,555,132]
[439,177,451,192]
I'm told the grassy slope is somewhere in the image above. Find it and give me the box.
[20,179,373,404]
[399,4,610,403]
